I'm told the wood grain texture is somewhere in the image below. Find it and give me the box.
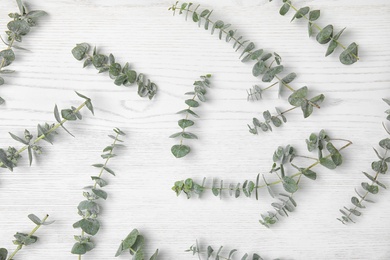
[0,0,389,259]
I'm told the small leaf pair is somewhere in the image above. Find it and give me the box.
[72,128,125,256]
[270,0,359,65]
[115,229,159,259]
[170,74,212,158]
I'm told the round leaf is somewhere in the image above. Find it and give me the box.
[171,144,190,158]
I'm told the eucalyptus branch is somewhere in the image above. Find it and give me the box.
[172,130,352,226]
[71,128,125,257]
[115,229,159,259]
[338,99,390,224]
[0,92,94,172]
[169,2,325,134]
[170,74,212,158]
[186,240,280,260]
[72,43,157,100]
[269,0,359,65]
[0,0,47,105]
[0,214,54,260]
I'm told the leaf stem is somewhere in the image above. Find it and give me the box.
[179,7,320,109]
[0,37,15,72]
[286,1,359,61]
[0,100,88,169]
[200,140,352,193]
[343,149,388,223]
[179,94,197,146]
[7,214,49,260]
[92,132,120,189]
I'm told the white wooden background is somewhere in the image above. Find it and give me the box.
[0,0,389,259]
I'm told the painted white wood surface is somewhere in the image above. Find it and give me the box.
[0,0,389,259]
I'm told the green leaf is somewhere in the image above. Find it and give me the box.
[115,229,139,257]
[26,10,47,19]
[91,176,108,187]
[239,42,255,59]
[279,1,291,15]
[109,63,122,77]
[192,11,199,22]
[28,214,42,225]
[71,242,87,255]
[302,169,317,180]
[171,145,190,158]
[351,197,365,208]
[320,158,337,169]
[361,182,379,194]
[185,99,199,107]
[134,249,145,260]
[126,70,137,84]
[291,7,310,21]
[72,43,89,61]
[316,25,333,44]
[78,218,100,235]
[181,132,198,139]
[14,232,38,245]
[310,94,325,107]
[252,61,267,77]
[363,172,386,189]
[0,49,15,67]
[326,28,346,56]
[92,188,107,200]
[271,116,282,127]
[177,109,199,118]
[61,109,77,120]
[379,138,390,150]
[114,74,127,86]
[282,176,298,193]
[103,166,115,176]
[92,54,107,68]
[16,0,24,13]
[9,132,28,145]
[7,20,30,35]
[251,49,263,60]
[281,73,297,84]
[178,119,194,129]
[309,10,320,21]
[288,86,308,106]
[0,248,7,260]
[262,65,283,82]
[339,42,358,65]
[0,149,13,171]
[150,249,159,260]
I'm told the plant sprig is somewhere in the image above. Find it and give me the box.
[115,229,159,259]
[0,0,47,104]
[186,240,280,260]
[338,99,390,224]
[0,92,94,172]
[269,0,359,65]
[71,128,125,257]
[72,43,157,100]
[172,130,352,227]
[170,74,211,158]
[0,214,54,260]
[169,2,325,134]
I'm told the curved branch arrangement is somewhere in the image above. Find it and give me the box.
[169,2,325,135]
[338,99,390,224]
[173,130,352,227]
